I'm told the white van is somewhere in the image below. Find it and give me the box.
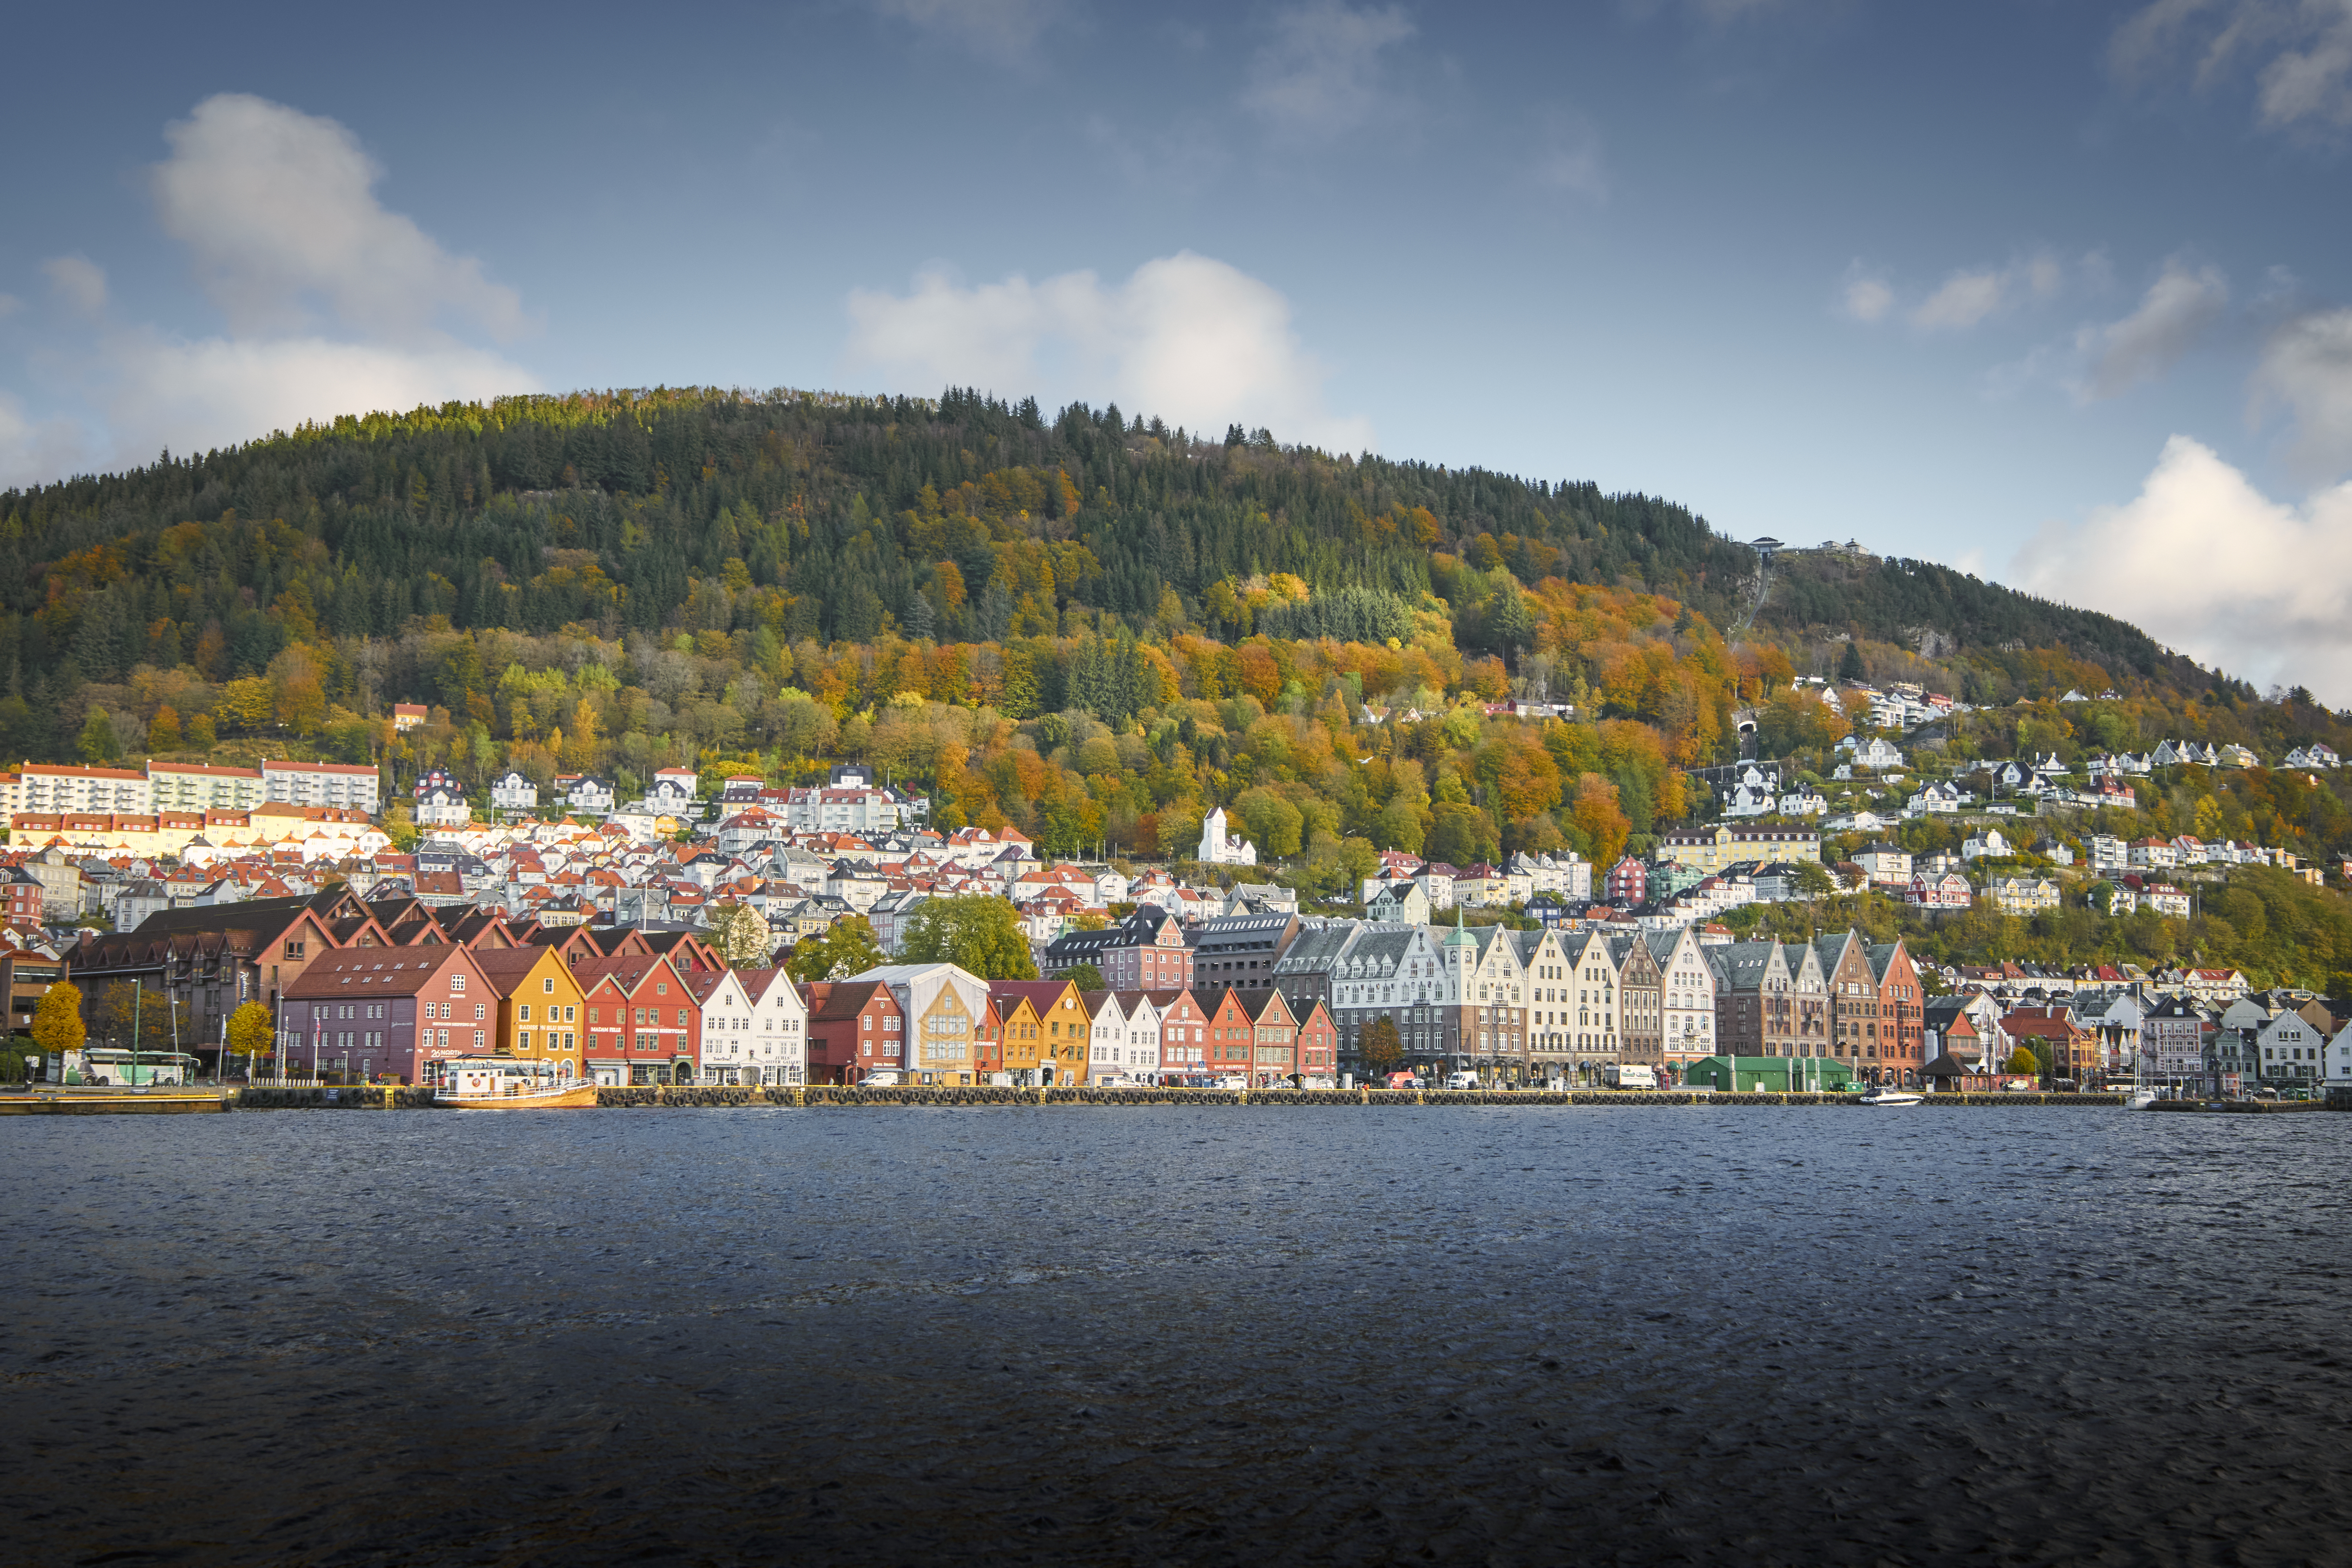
[1443,1071,1480,1091]
[1606,1064,1657,1090]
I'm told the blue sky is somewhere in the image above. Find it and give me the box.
[4,1,2351,695]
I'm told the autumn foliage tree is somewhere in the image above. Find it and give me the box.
[32,982,83,1061]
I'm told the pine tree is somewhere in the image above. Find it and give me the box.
[79,707,121,762]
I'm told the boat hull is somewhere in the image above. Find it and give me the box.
[436,1083,600,1110]
[1860,1091,1923,1106]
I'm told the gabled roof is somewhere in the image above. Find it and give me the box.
[987,978,1078,1012]
[571,954,677,996]
[803,979,893,1022]
[1227,985,1294,1025]
[284,944,473,998]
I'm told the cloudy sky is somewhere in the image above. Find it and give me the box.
[3,2,2350,695]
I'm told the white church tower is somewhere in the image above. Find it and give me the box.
[1198,806,1257,866]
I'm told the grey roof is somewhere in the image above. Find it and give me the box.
[1272,921,1358,973]
[1342,928,1418,974]
[1710,940,1784,994]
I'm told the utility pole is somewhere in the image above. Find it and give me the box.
[131,978,142,1088]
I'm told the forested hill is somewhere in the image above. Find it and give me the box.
[0,387,1762,662]
[0,383,2307,806]
[2,384,2191,690]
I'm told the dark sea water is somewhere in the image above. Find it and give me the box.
[5,1104,2350,1567]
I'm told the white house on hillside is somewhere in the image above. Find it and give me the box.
[490,769,538,812]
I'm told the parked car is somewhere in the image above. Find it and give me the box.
[1443,1071,1481,1091]
[1212,1074,1248,1090]
[1385,1071,1426,1090]
[1092,1074,1138,1089]
[857,1069,903,1087]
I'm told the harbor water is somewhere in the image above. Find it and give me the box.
[5,1105,2347,1565]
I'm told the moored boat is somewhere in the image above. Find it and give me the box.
[434,1057,599,1109]
[1858,1086,1923,1106]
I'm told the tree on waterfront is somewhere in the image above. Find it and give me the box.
[1056,963,1106,993]
[897,897,1039,979]
[91,981,138,1045]
[2004,1044,2041,1075]
[227,1001,273,1073]
[706,901,777,967]
[786,916,886,984]
[31,982,83,1061]
[1359,1016,1402,1074]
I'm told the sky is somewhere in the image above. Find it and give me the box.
[2,1,2350,697]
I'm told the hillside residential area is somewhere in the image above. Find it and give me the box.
[6,727,2347,1099]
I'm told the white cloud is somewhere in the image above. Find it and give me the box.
[2011,435,2352,702]
[2252,305,2352,477]
[1912,269,2009,331]
[843,251,1374,452]
[1839,267,1893,324]
[2111,0,2352,129]
[2,94,539,490]
[43,257,108,319]
[1242,2,1416,137]
[870,0,1065,66]
[151,93,528,342]
[1857,250,2072,333]
[2073,260,2229,400]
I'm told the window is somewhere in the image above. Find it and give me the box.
[676,1009,687,1027]
[564,1006,575,1022]
[519,1005,532,1022]
[450,975,466,993]
[589,1007,600,1024]
[474,1004,485,1021]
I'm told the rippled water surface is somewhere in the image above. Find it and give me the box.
[6,1104,2350,1566]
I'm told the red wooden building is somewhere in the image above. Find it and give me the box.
[576,954,702,1085]
[801,979,904,1085]
[279,943,491,1085]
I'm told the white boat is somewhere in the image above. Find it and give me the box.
[2124,1088,2159,1110]
[1858,1087,1923,1106]
[434,1056,599,1109]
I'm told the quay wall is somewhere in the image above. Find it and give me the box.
[205,1085,2166,1112]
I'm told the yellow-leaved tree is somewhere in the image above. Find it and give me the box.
[32,981,83,1061]
[227,1001,275,1074]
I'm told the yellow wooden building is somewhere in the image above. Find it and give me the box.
[472,945,588,1070]
[987,978,1088,1085]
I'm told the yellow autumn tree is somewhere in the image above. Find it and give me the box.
[561,698,602,771]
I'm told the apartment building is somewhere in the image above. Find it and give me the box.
[148,761,267,811]
[18,764,152,815]
[263,760,381,812]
